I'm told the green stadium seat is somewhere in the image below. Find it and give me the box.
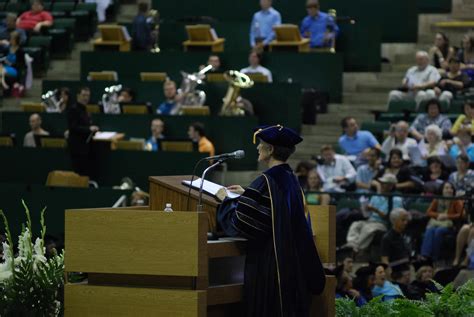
[53,2,75,13]
[387,100,417,113]
[449,100,465,114]
[336,198,360,212]
[48,28,73,56]
[378,113,405,122]
[28,36,52,72]
[407,201,431,213]
[361,121,390,142]
[71,9,95,40]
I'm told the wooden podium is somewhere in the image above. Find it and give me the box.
[64,175,335,316]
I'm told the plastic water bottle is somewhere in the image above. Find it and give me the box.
[164,203,173,212]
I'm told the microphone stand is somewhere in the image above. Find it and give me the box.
[197,158,225,212]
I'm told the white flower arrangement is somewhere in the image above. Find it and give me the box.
[0,201,64,316]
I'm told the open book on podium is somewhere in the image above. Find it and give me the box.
[182,178,240,199]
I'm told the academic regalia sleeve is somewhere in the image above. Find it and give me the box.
[217,175,272,239]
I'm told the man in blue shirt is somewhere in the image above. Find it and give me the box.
[157,80,178,115]
[249,0,281,48]
[339,117,381,164]
[300,0,339,48]
[146,118,165,151]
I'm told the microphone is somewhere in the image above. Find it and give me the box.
[205,150,245,161]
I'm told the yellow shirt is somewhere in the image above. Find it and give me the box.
[198,137,215,157]
[451,114,474,134]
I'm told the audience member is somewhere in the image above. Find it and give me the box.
[421,182,464,261]
[387,51,440,107]
[391,263,422,300]
[448,154,474,196]
[372,263,403,301]
[372,149,416,194]
[410,99,452,141]
[240,51,273,82]
[131,2,153,51]
[66,87,99,177]
[157,80,178,115]
[23,113,49,147]
[381,121,417,161]
[188,122,215,157]
[346,174,403,252]
[340,256,354,277]
[428,32,454,71]
[0,31,24,90]
[380,208,411,265]
[335,266,367,307]
[453,224,474,267]
[249,0,281,49]
[57,87,72,113]
[411,260,438,299]
[356,148,383,192]
[338,117,381,164]
[16,0,53,32]
[0,13,27,45]
[303,169,330,205]
[421,156,449,195]
[117,87,135,104]
[418,125,447,159]
[457,33,474,81]
[86,0,111,23]
[434,57,471,105]
[353,266,376,302]
[317,144,356,192]
[451,101,474,136]
[145,118,165,151]
[300,0,339,48]
[448,127,474,162]
[202,54,222,73]
[295,160,316,186]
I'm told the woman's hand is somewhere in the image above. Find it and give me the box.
[226,185,245,195]
[437,214,448,221]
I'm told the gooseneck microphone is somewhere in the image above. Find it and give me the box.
[205,150,245,161]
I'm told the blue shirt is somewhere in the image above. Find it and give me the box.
[356,164,382,187]
[146,137,159,151]
[339,130,379,156]
[449,143,474,162]
[300,12,339,48]
[368,195,403,223]
[372,281,403,301]
[157,101,176,115]
[249,7,281,46]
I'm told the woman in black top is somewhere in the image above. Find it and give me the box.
[429,32,455,71]
[372,149,416,194]
[457,34,474,81]
[435,57,471,102]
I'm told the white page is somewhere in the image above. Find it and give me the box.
[182,178,240,199]
[93,131,117,140]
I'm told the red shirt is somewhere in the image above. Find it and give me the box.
[17,10,53,30]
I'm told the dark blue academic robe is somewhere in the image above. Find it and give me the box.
[217,163,326,317]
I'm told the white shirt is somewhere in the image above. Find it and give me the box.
[381,136,418,161]
[317,154,356,192]
[240,65,273,83]
[404,65,440,87]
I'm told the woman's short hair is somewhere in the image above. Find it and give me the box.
[425,124,442,140]
[425,98,442,113]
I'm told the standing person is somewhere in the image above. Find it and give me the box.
[249,0,281,50]
[131,2,152,51]
[300,0,339,48]
[217,125,326,317]
[66,87,99,177]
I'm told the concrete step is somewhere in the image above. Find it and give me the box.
[355,82,397,93]
[343,92,388,105]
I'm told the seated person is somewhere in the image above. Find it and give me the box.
[346,174,403,253]
[303,169,330,205]
[316,144,356,193]
[295,160,316,186]
[453,223,474,267]
[16,0,53,32]
[145,118,165,151]
[418,124,447,159]
[353,266,376,302]
[117,87,135,104]
[410,98,452,142]
[200,54,223,73]
[387,51,440,108]
[449,127,474,162]
[380,208,411,265]
[457,34,474,81]
[391,263,422,300]
[420,181,464,261]
[421,156,449,195]
[338,116,381,163]
[23,113,49,147]
[411,260,438,298]
[372,263,403,301]
[451,100,474,136]
[434,57,471,105]
[187,122,215,156]
[0,13,27,45]
[372,149,416,194]
[240,51,273,82]
[0,31,23,90]
[157,80,179,115]
[448,154,474,196]
[300,0,339,48]
[249,0,281,49]
[381,120,417,161]
[428,32,455,71]
[356,148,383,192]
[335,266,367,307]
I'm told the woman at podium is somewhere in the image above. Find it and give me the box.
[216,125,326,317]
